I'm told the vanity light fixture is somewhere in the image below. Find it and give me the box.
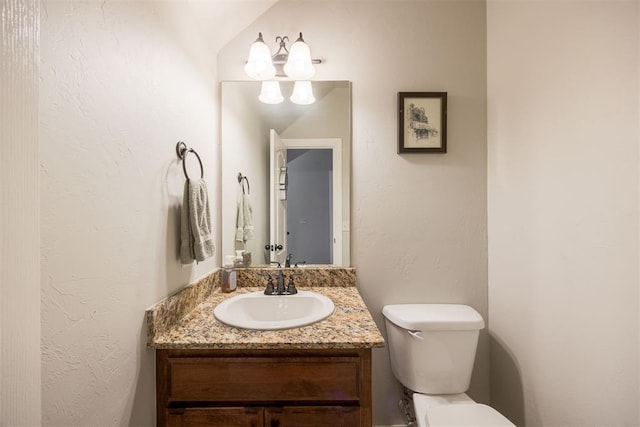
[244,33,277,80]
[282,34,315,80]
[245,32,321,105]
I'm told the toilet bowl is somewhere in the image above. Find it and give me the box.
[382,304,515,427]
[413,393,514,427]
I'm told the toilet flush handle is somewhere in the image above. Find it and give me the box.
[407,330,424,340]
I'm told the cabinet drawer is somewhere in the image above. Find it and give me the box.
[167,356,361,403]
[265,406,360,427]
[167,407,263,427]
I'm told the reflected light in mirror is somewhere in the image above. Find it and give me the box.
[259,81,284,104]
[290,81,315,105]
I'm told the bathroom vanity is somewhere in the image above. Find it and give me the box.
[146,268,384,427]
[156,347,370,426]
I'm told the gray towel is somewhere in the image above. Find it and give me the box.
[235,192,255,243]
[180,179,215,264]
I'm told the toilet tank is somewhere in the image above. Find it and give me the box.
[382,304,485,394]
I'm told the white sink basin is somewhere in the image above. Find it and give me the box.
[213,291,335,330]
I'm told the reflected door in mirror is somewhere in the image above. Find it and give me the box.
[286,148,333,265]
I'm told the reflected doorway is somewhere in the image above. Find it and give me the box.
[269,130,343,266]
[287,149,333,265]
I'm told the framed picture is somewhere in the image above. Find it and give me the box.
[398,92,447,153]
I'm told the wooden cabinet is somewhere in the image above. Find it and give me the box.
[156,348,372,427]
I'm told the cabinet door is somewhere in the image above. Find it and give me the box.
[265,406,360,427]
[167,407,263,427]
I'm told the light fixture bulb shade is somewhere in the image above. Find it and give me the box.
[283,34,315,80]
[259,81,284,104]
[245,34,276,80]
[290,81,315,105]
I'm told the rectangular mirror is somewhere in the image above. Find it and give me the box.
[221,81,351,267]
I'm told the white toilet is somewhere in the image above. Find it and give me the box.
[382,304,515,427]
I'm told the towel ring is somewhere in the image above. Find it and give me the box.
[176,141,204,180]
[237,172,250,194]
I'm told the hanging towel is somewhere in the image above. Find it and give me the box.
[180,178,215,264]
[235,191,255,243]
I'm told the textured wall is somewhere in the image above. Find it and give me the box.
[39,1,219,424]
[219,2,488,425]
[1,0,41,424]
[487,1,639,425]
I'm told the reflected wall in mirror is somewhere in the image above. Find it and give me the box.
[221,81,351,267]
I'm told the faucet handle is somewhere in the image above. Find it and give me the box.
[286,275,299,294]
[263,276,275,295]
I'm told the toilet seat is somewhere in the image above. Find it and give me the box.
[425,403,515,427]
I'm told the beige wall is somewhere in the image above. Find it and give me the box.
[1,0,41,425]
[221,2,488,425]
[487,1,640,425]
[39,2,217,424]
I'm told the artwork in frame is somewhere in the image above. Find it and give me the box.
[398,92,447,153]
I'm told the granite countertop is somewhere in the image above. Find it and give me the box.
[146,268,385,350]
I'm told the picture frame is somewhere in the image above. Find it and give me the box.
[398,92,447,153]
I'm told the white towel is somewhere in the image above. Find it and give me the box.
[235,192,255,243]
[180,179,215,264]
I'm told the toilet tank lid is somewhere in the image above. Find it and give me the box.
[382,304,485,331]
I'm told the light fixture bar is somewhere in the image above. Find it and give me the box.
[245,32,321,78]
